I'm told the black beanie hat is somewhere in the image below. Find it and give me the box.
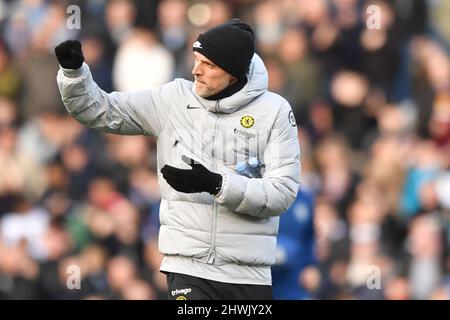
[192,18,255,79]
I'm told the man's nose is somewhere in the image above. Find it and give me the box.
[192,62,202,76]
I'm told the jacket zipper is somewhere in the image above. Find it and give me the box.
[206,201,218,264]
[205,100,220,264]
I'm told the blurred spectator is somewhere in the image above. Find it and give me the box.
[0,40,20,99]
[359,1,402,101]
[434,172,450,210]
[80,31,114,93]
[105,0,135,45]
[0,195,50,260]
[399,140,443,217]
[253,0,283,55]
[277,27,325,122]
[314,136,360,218]
[272,189,316,299]
[106,255,137,299]
[112,29,174,91]
[407,213,445,299]
[330,70,376,149]
[158,0,188,54]
[17,2,73,120]
[383,276,410,300]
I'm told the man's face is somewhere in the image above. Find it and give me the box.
[192,51,237,98]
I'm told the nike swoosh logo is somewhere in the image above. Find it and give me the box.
[186,104,202,109]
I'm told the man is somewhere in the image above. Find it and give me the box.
[55,19,300,300]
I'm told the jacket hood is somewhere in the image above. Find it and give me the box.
[194,53,268,114]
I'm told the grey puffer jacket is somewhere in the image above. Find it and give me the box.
[57,53,301,267]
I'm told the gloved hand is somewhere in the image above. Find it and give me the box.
[161,157,223,195]
[54,40,85,69]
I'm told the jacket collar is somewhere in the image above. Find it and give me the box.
[193,53,268,114]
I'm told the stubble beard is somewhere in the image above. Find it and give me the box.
[194,80,214,98]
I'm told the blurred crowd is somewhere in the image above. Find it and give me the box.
[0,0,449,300]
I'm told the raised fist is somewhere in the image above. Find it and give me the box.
[54,40,84,69]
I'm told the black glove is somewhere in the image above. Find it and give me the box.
[54,40,85,69]
[161,157,223,195]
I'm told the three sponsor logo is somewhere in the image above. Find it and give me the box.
[240,115,255,128]
[234,128,256,139]
[288,110,296,127]
[172,287,192,300]
[186,104,202,109]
